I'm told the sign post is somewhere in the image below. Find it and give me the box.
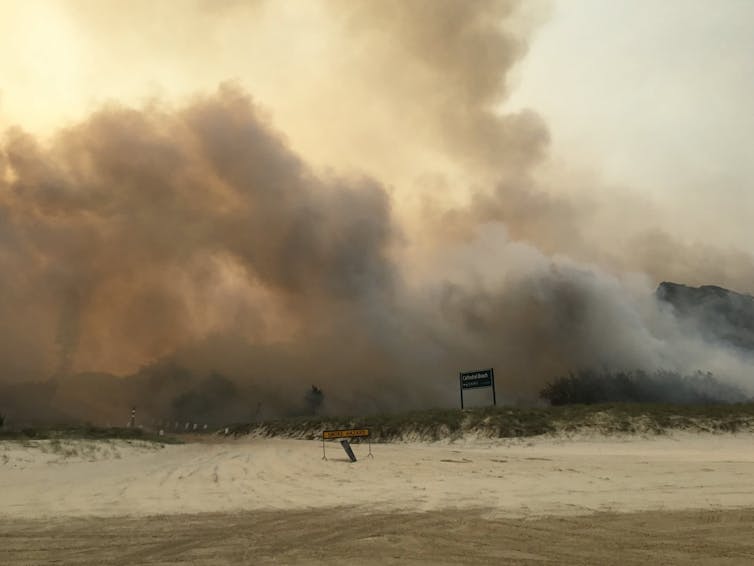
[459,368,496,409]
[322,428,372,461]
[340,439,357,462]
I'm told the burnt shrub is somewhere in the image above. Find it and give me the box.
[540,369,747,406]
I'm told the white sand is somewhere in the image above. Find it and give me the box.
[2,433,754,518]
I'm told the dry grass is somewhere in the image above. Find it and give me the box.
[227,402,754,442]
[0,425,180,444]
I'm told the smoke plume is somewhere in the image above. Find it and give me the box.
[1,0,753,424]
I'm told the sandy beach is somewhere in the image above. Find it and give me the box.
[2,433,754,564]
[3,433,754,518]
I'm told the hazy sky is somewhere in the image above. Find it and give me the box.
[1,0,752,249]
[507,0,754,247]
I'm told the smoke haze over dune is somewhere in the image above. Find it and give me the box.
[0,1,753,422]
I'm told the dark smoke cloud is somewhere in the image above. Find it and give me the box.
[0,84,396,383]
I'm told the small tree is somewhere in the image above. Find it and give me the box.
[0,413,5,429]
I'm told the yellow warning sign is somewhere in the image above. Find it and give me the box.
[322,428,370,440]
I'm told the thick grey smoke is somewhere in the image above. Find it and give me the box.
[0,84,396,375]
[1,1,753,424]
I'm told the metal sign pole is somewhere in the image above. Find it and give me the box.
[459,372,464,409]
[491,368,497,406]
[322,436,327,460]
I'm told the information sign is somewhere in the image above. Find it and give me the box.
[459,368,496,408]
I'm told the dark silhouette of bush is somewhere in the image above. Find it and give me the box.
[0,413,4,428]
[540,369,747,405]
[305,385,324,415]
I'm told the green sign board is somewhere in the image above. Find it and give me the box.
[459,368,496,408]
[460,369,493,389]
